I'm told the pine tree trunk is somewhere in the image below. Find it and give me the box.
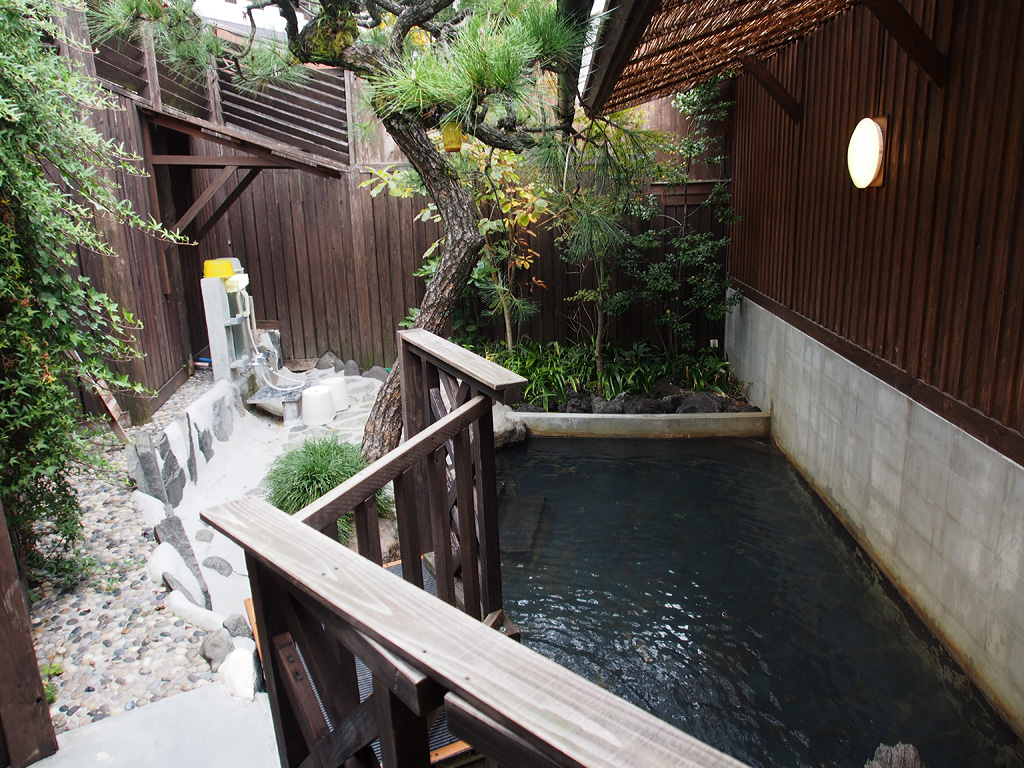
[361,113,485,461]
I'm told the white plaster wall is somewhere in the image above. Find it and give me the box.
[725,296,1024,735]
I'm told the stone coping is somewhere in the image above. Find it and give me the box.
[513,410,771,439]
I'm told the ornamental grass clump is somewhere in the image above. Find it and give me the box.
[263,437,392,544]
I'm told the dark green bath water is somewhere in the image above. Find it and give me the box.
[495,437,1024,768]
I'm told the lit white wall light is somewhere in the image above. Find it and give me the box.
[847,117,886,188]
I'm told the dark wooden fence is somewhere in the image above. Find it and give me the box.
[729,0,1024,462]
[202,332,748,768]
[189,91,730,369]
[76,19,731,413]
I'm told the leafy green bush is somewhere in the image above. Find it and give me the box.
[1,0,179,582]
[264,437,392,544]
[487,340,739,409]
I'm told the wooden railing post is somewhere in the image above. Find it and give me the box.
[399,333,433,561]
[0,501,57,768]
[246,554,307,768]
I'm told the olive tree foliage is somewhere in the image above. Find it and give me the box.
[95,0,589,459]
[0,0,178,580]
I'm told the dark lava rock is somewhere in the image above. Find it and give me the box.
[562,391,592,414]
[623,398,674,415]
[516,404,545,413]
[155,516,211,609]
[676,392,721,414]
[197,426,214,463]
[592,396,624,415]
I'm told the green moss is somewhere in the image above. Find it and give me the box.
[292,11,360,66]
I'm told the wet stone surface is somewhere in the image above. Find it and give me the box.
[31,371,217,734]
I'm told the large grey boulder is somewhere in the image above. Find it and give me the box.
[223,613,254,641]
[155,516,211,609]
[863,743,925,768]
[126,434,166,503]
[315,350,339,370]
[343,359,361,377]
[364,365,390,383]
[200,628,234,672]
[492,405,526,449]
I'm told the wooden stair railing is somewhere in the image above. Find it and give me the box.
[202,496,751,768]
[296,330,525,631]
[203,333,750,767]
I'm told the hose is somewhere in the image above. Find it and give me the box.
[239,288,304,392]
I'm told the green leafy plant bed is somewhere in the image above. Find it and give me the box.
[484,341,754,415]
[264,437,393,544]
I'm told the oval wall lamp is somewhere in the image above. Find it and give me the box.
[847,117,887,188]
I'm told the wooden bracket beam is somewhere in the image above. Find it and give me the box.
[740,56,803,123]
[149,154,287,168]
[192,167,262,242]
[170,164,238,235]
[863,0,946,87]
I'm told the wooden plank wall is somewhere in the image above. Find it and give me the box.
[187,94,729,367]
[730,0,1024,450]
[75,92,191,417]
[189,157,441,368]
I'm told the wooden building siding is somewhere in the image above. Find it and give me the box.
[730,0,1024,454]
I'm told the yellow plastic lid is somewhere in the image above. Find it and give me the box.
[204,259,235,279]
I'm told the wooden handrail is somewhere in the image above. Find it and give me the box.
[398,329,526,403]
[295,394,491,532]
[202,497,749,768]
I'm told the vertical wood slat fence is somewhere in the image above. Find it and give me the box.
[202,330,749,768]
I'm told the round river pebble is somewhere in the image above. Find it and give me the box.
[31,371,217,733]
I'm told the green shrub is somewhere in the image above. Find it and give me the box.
[1,0,180,582]
[486,339,740,409]
[264,437,392,544]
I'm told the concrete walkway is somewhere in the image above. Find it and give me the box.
[33,684,279,768]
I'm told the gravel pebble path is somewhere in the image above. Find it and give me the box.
[31,370,218,734]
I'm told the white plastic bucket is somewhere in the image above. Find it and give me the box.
[323,376,351,412]
[300,385,335,426]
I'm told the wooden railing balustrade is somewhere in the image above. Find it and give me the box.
[202,330,748,767]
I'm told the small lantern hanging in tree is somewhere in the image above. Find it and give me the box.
[440,121,463,152]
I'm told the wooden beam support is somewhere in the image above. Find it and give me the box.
[192,167,262,242]
[149,154,287,168]
[863,0,946,87]
[170,164,238,235]
[739,56,803,123]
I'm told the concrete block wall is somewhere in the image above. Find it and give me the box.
[725,297,1024,736]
